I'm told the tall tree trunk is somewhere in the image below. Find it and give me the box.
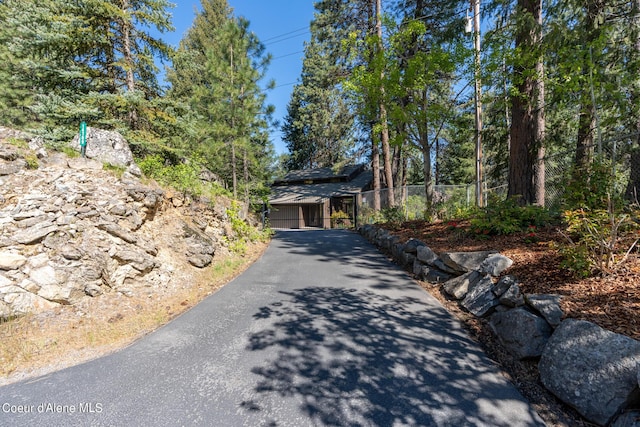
[421,132,433,215]
[574,1,604,173]
[243,148,249,218]
[121,0,138,129]
[508,0,545,206]
[372,126,381,210]
[376,0,395,207]
[626,0,640,201]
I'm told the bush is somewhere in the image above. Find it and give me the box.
[138,154,228,200]
[224,201,271,255]
[330,210,351,229]
[559,202,640,276]
[469,196,553,236]
[381,206,406,226]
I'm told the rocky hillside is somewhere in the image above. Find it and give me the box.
[0,129,245,320]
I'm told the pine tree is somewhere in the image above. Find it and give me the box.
[167,0,274,206]
[282,37,355,171]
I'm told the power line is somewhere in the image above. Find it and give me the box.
[263,27,310,46]
[273,81,299,89]
[272,50,305,60]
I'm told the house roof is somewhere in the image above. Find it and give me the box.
[273,164,365,186]
[269,165,372,204]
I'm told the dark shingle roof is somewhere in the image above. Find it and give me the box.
[273,164,365,186]
[269,165,372,204]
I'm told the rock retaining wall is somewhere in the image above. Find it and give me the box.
[0,137,235,319]
[359,224,640,426]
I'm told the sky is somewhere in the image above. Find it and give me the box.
[161,1,317,156]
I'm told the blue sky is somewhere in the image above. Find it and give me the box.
[161,1,317,155]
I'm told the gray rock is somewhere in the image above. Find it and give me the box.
[0,300,11,319]
[189,253,214,269]
[440,251,498,273]
[7,291,58,315]
[0,273,12,287]
[493,275,518,296]
[414,263,453,284]
[611,411,640,427]
[539,319,640,426]
[443,270,482,300]
[13,209,45,221]
[499,283,525,307]
[403,238,425,254]
[461,275,499,317]
[61,245,83,260]
[0,251,27,270]
[84,283,103,297]
[526,294,563,327]
[479,253,513,276]
[97,222,137,244]
[433,258,459,274]
[398,251,416,270]
[490,308,552,359]
[13,223,58,244]
[70,127,135,168]
[0,142,19,160]
[29,266,59,287]
[112,249,156,274]
[416,245,439,265]
[0,159,26,175]
[186,232,216,268]
[67,157,103,170]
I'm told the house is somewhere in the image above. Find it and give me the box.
[267,164,373,229]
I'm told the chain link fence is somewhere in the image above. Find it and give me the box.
[357,184,475,224]
[545,136,638,208]
[356,134,640,225]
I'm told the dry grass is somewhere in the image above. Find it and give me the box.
[0,241,268,385]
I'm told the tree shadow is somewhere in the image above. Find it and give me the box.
[246,286,543,426]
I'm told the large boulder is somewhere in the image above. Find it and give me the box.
[526,294,563,327]
[416,245,439,265]
[440,251,497,273]
[443,270,482,300]
[478,253,513,276]
[490,308,552,359]
[460,275,499,317]
[539,319,640,426]
[70,127,135,168]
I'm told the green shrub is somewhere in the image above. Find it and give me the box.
[564,158,623,211]
[330,210,351,229]
[381,206,405,226]
[559,203,639,276]
[224,201,271,255]
[469,196,553,236]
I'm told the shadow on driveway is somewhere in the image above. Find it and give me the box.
[245,265,544,426]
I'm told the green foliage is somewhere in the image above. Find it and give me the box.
[139,154,228,200]
[330,210,351,229]
[357,206,385,225]
[103,163,126,178]
[23,153,39,170]
[470,196,553,236]
[224,201,271,255]
[564,158,623,211]
[381,206,406,226]
[559,204,640,277]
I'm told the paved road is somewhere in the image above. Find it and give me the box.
[0,230,545,426]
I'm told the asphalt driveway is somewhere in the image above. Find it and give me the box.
[0,230,545,426]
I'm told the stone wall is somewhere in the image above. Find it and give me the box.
[0,136,236,320]
[360,224,640,427]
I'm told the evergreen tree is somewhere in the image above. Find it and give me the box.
[282,37,355,171]
[0,0,174,144]
[167,0,274,207]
